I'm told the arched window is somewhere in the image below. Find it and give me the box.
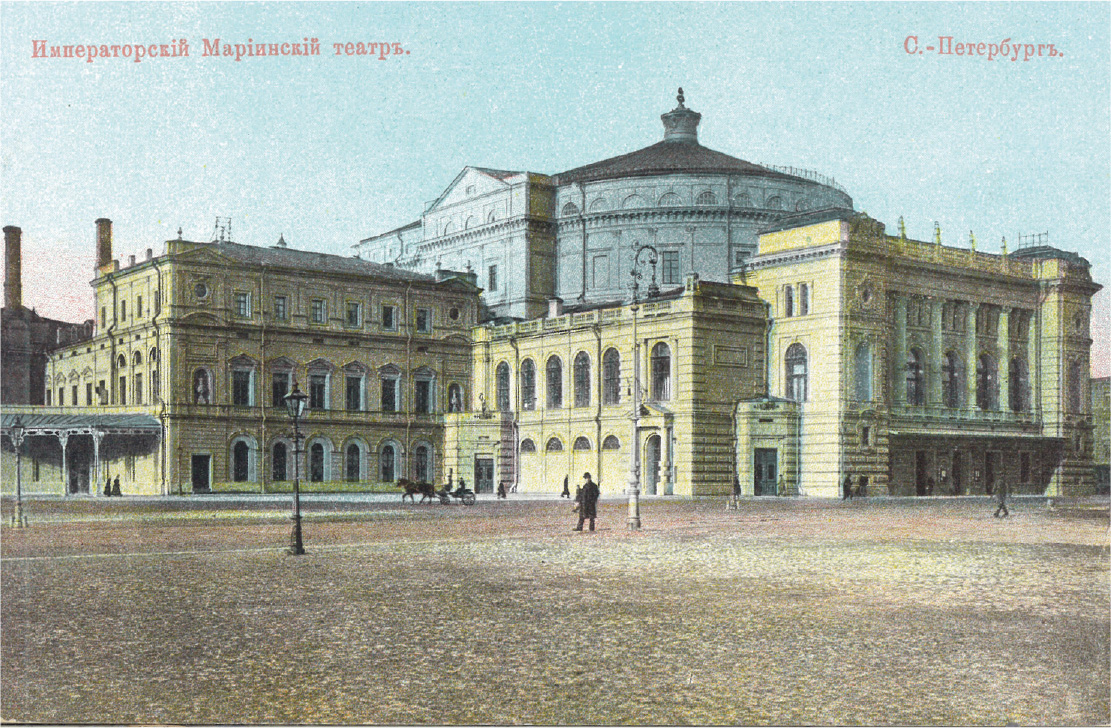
[116,354,126,369]
[310,443,325,482]
[622,194,646,210]
[546,356,563,408]
[519,438,536,454]
[562,202,579,216]
[658,192,682,207]
[1009,358,1029,413]
[943,351,963,408]
[546,437,563,452]
[413,444,431,483]
[785,343,808,402]
[602,435,621,451]
[149,348,158,363]
[345,443,361,482]
[799,283,809,316]
[602,348,621,405]
[573,352,591,407]
[766,196,783,210]
[589,197,608,212]
[854,342,872,402]
[133,351,143,367]
[233,441,250,482]
[272,442,287,482]
[487,210,497,224]
[520,359,536,410]
[573,437,591,451]
[784,285,794,317]
[976,354,997,411]
[1068,360,1082,413]
[734,192,753,207]
[447,383,463,413]
[496,362,511,412]
[906,349,926,406]
[650,343,671,402]
[380,444,396,482]
[696,190,717,206]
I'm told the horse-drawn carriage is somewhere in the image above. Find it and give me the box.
[397,478,476,506]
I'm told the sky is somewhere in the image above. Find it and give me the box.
[2,1,1108,375]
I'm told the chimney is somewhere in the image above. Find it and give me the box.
[146,248,153,260]
[4,225,21,309]
[548,297,563,318]
[96,218,112,269]
[128,254,136,267]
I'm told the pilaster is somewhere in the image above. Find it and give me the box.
[893,295,907,405]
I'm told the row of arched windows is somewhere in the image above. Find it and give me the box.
[558,191,802,215]
[229,437,435,484]
[519,435,622,453]
[495,344,671,412]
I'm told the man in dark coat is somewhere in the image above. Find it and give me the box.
[842,474,853,501]
[111,475,121,497]
[574,472,600,531]
[994,480,1010,518]
[561,475,570,498]
[104,475,112,497]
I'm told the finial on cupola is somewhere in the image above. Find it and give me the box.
[934,222,942,246]
[969,230,976,252]
[677,87,685,108]
[661,87,700,144]
[898,216,907,242]
[1001,236,1008,256]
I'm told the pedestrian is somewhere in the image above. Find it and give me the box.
[994,480,1010,518]
[497,481,507,499]
[842,474,853,501]
[573,472,600,531]
[104,475,112,497]
[561,474,570,499]
[111,475,121,497]
[777,475,786,497]
[926,477,935,496]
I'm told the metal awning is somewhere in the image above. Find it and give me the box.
[889,430,1063,442]
[1,413,161,436]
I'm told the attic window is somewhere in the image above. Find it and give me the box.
[466,185,476,196]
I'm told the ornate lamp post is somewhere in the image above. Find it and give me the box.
[9,417,27,528]
[626,244,659,531]
[283,382,308,555]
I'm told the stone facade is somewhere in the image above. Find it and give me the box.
[1093,376,1109,492]
[740,210,1102,498]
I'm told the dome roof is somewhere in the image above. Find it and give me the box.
[553,89,829,190]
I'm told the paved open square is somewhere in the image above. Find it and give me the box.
[2,495,1108,725]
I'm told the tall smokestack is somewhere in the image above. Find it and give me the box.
[96,218,112,270]
[4,225,22,309]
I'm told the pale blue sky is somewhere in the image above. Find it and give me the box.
[2,2,1108,372]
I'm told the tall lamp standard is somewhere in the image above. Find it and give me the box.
[283,382,308,555]
[626,244,659,531]
[8,417,27,528]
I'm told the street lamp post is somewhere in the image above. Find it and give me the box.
[284,382,308,555]
[9,417,27,528]
[626,244,659,531]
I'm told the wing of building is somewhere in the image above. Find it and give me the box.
[3,92,1103,499]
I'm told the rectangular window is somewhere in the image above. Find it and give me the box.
[235,292,251,318]
[101,306,106,328]
[346,301,361,327]
[98,380,106,404]
[592,255,609,289]
[488,264,498,292]
[134,373,143,405]
[382,304,396,330]
[58,387,65,406]
[72,385,78,406]
[120,300,127,321]
[152,371,159,402]
[415,379,433,413]
[232,370,252,406]
[46,388,51,406]
[272,372,290,407]
[661,250,680,286]
[381,377,398,412]
[416,308,431,333]
[311,299,326,324]
[32,458,40,481]
[154,291,161,315]
[346,375,362,411]
[309,374,327,409]
[118,377,126,406]
[273,295,288,321]
[861,426,871,447]
[799,283,809,316]
[86,382,93,406]
[137,295,143,318]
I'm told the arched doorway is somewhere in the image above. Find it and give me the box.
[233,441,250,482]
[310,443,325,482]
[644,434,661,495]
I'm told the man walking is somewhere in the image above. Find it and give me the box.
[573,472,600,531]
[842,474,854,501]
[994,480,1010,518]
[560,475,571,499]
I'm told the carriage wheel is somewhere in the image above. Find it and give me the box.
[462,492,476,506]
[439,494,450,505]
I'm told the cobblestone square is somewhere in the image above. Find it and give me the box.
[2,495,1108,725]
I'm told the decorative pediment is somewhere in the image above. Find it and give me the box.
[268,356,297,371]
[68,369,82,381]
[228,354,257,369]
[379,363,401,377]
[343,360,368,374]
[305,358,334,373]
[425,166,519,215]
[412,366,436,379]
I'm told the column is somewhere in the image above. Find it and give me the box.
[998,307,1011,412]
[58,432,70,496]
[929,296,944,407]
[893,296,907,405]
[663,424,674,495]
[966,303,979,410]
[1027,309,1039,417]
[92,431,103,497]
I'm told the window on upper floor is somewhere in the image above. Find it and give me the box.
[235,292,251,318]
[380,366,400,412]
[272,371,291,407]
[346,374,363,411]
[382,304,397,331]
[906,349,926,406]
[574,352,591,407]
[309,373,328,410]
[496,362,511,412]
[650,342,671,402]
[520,359,536,411]
[311,299,326,324]
[120,300,127,322]
[137,295,143,318]
[416,308,432,334]
[488,265,498,292]
[784,285,794,317]
[232,370,252,406]
[546,356,563,409]
[661,251,680,286]
[346,301,361,327]
[785,343,808,403]
[799,283,809,316]
[603,348,621,405]
[273,295,288,322]
[414,371,435,414]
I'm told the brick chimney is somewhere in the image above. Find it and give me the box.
[96,218,112,270]
[4,225,21,309]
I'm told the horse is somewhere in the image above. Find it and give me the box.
[397,478,438,504]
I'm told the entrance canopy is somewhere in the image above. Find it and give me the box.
[1,413,161,438]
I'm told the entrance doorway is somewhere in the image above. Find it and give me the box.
[985,451,997,495]
[66,444,90,494]
[473,457,494,494]
[952,452,963,495]
[754,448,777,496]
[191,454,211,493]
[915,450,928,496]
[644,434,661,495]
